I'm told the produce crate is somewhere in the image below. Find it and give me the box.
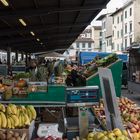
[11,85,66,102]
[0,120,34,140]
[86,60,123,97]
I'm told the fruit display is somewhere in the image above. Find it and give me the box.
[0,130,27,140]
[83,53,118,78]
[34,136,62,140]
[86,128,132,140]
[13,73,31,80]
[0,104,36,129]
[93,97,140,139]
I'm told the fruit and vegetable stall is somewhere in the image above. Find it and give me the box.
[0,53,139,140]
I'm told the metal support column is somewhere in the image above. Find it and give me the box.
[15,50,18,62]
[7,47,11,65]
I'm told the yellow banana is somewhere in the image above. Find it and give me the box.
[0,114,1,128]
[26,108,32,122]
[19,114,22,128]
[7,117,12,129]
[27,105,37,120]
[0,104,6,112]
[0,112,7,128]
[6,106,13,115]
[11,115,19,127]
[9,116,15,129]
[9,104,17,115]
[24,113,30,126]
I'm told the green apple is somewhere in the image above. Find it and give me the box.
[87,132,95,138]
[100,136,109,140]
[116,135,125,140]
[96,132,105,139]
[109,136,116,140]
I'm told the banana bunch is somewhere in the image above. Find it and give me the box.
[0,111,7,128]
[26,105,37,121]
[6,114,19,129]
[0,104,37,129]
[0,103,6,112]
[6,104,17,115]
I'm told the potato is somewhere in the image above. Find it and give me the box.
[9,130,14,135]
[0,133,6,140]
[14,132,20,138]
[7,133,13,139]
[16,136,21,140]
[10,137,16,140]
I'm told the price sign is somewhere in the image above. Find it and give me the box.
[98,68,124,130]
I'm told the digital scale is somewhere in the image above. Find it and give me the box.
[65,86,99,139]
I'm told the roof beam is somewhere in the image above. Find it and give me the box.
[0,5,106,18]
[0,32,78,45]
[0,23,88,36]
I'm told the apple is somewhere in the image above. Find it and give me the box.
[96,132,105,139]
[87,132,95,138]
[116,135,126,140]
[113,128,122,137]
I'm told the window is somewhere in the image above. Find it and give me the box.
[130,36,132,44]
[81,34,85,38]
[70,45,74,49]
[117,16,119,24]
[103,21,106,29]
[121,14,123,22]
[109,38,112,46]
[77,43,79,48]
[113,30,114,37]
[117,31,119,38]
[130,22,132,33]
[121,43,123,51]
[82,43,85,48]
[107,40,108,46]
[100,32,102,36]
[117,44,119,51]
[125,11,127,19]
[125,24,127,34]
[125,38,127,49]
[130,8,132,16]
[113,17,114,24]
[112,43,114,50]
[121,29,123,37]
[87,33,90,38]
[88,42,91,48]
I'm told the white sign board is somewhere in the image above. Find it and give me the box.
[98,68,124,130]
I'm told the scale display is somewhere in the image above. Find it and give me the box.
[66,86,99,106]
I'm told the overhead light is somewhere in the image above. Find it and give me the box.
[37,38,40,41]
[40,42,43,45]
[0,0,9,6]
[19,19,27,26]
[30,31,35,36]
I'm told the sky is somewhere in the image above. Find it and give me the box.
[91,0,129,26]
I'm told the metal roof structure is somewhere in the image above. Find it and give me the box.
[0,0,109,53]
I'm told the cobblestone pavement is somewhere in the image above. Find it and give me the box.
[122,88,140,105]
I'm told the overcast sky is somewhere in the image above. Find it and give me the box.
[91,0,129,26]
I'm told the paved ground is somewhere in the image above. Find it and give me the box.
[122,88,140,105]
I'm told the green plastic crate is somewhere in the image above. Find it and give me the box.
[12,85,66,102]
[86,60,123,97]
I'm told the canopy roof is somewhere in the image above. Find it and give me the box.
[0,0,109,53]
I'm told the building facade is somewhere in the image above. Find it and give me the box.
[64,28,95,60]
[92,26,102,52]
[97,0,140,53]
[97,14,113,52]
